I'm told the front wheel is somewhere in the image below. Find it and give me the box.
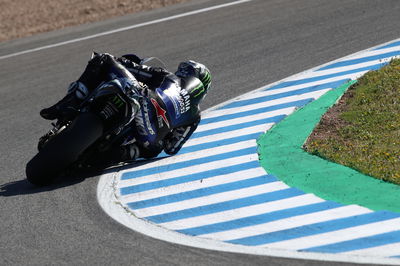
[26,112,104,186]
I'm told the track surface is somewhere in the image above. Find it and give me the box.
[1,0,400,265]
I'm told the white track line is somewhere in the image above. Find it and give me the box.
[0,0,253,60]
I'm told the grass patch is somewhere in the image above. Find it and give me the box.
[304,58,400,184]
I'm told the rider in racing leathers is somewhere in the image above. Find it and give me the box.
[40,53,212,166]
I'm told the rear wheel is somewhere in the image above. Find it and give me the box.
[26,112,103,186]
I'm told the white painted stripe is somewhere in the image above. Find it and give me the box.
[302,88,330,100]
[197,88,329,133]
[118,154,260,188]
[342,242,400,257]
[163,194,324,230]
[200,205,370,241]
[0,0,253,60]
[282,54,399,82]
[202,89,337,120]
[338,45,400,60]
[133,182,289,218]
[120,167,267,203]
[312,56,398,74]
[264,218,400,251]
[117,139,257,175]
[203,38,400,116]
[230,71,367,103]
[285,55,397,79]
[226,79,337,103]
[318,51,400,71]
[183,123,271,148]
[196,107,296,133]
[98,38,400,265]
[98,172,400,265]
[201,67,386,117]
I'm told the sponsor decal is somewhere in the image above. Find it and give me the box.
[162,86,191,119]
[111,95,125,108]
[151,98,170,128]
[162,88,180,118]
[179,89,191,114]
[135,99,155,136]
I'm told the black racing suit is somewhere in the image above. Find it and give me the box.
[75,53,202,164]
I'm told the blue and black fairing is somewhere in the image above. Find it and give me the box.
[155,78,199,128]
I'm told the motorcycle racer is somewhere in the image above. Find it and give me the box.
[40,53,211,166]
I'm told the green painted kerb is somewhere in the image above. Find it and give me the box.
[257,80,400,213]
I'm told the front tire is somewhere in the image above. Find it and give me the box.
[26,112,103,186]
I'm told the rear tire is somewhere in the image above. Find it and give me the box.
[26,112,103,186]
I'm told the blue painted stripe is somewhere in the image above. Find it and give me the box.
[120,160,260,195]
[127,175,277,209]
[156,151,168,158]
[192,115,286,139]
[301,231,400,253]
[317,52,397,71]
[179,201,341,237]
[220,79,348,110]
[178,132,264,154]
[145,187,305,223]
[255,63,384,93]
[227,211,400,246]
[201,98,311,125]
[374,40,400,50]
[121,146,256,180]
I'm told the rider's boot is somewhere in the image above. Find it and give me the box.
[40,81,88,120]
[40,53,108,120]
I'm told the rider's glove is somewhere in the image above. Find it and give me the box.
[163,118,200,155]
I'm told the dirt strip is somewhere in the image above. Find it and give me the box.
[0,0,189,42]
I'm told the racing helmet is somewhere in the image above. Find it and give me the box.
[175,60,211,104]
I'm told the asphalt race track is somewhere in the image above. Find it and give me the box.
[1,0,400,265]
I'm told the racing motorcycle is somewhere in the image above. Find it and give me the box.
[26,55,164,186]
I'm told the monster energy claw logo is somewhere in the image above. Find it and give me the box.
[112,95,125,108]
[202,72,211,87]
[193,84,205,98]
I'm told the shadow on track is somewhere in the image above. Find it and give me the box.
[0,156,168,197]
[0,172,93,197]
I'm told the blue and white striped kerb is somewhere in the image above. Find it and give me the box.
[98,39,400,264]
